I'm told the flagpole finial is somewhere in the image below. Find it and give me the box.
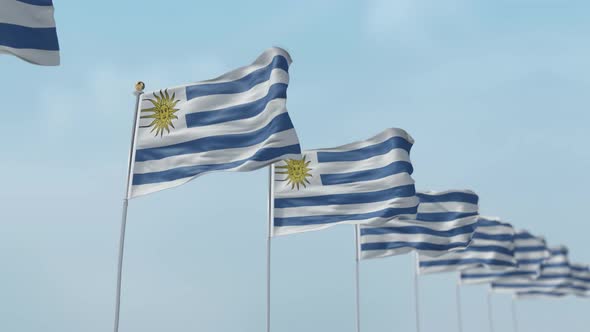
[135,81,145,93]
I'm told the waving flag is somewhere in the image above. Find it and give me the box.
[492,246,571,294]
[419,217,517,274]
[0,0,60,65]
[461,230,549,284]
[130,47,301,197]
[514,264,590,298]
[358,190,479,259]
[272,128,418,236]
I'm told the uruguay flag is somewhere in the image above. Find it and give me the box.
[513,263,590,298]
[131,47,301,197]
[0,0,60,65]
[492,246,571,294]
[359,190,479,260]
[419,217,517,274]
[272,128,418,236]
[460,230,549,284]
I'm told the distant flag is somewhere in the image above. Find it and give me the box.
[461,230,549,284]
[272,128,418,236]
[419,217,517,274]
[358,190,479,260]
[130,47,301,197]
[514,263,590,298]
[492,246,572,294]
[0,0,60,65]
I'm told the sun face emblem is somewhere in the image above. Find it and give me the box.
[140,89,180,137]
[276,155,313,190]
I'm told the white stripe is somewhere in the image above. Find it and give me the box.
[361,247,416,259]
[134,116,296,174]
[311,128,414,153]
[275,194,419,218]
[418,202,478,214]
[275,171,414,200]
[131,151,301,198]
[368,214,477,231]
[0,46,59,66]
[362,232,473,246]
[272,213,417,237]
[0,0,55,28]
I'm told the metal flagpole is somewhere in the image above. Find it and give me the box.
[113,82,144,332]
[455,276,464,332]
[266,164,275,332]
[354,225,361,332]
[486,289,495,332]
[511,297,519,332]
[413,252,421,332]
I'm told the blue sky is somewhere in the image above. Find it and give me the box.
[1,0,590,331]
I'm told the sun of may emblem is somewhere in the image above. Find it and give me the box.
[276,155,313,190]
[140,89,180,137]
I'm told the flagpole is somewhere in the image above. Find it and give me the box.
[511,297,519,332]
[413,252,421,332]
[113,82,144,332]
[486,289,495,332]
[354,225,361,332]
[266,164,275,332]
[455,276,464,332]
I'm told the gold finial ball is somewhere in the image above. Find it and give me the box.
[135,81,145,92]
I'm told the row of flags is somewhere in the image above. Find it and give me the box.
[3,2,585,330]
[122,46,589,299]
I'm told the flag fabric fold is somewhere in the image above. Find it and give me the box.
[460,230,549,284]
[419,217,517,274]
[514,263,590,298]
[0,0,60,65]
[272,128,418,236]
[358,190,479,260]
[492,246,573,294]
[130,47,302,198]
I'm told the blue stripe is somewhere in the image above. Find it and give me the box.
[185,55,289,101]
[320,161,413,185]
[316,136,412,163]
[570,265,589,272]
[360,224,475,237]
[274,184,416,209]
[517,291,567,297]
[417,212,478,222]
[185,83,287,128]
[461,271,535,279]
[494,283,569,289]
[472,233,513,242]
[549,248,568,255]
[135,112,295,162]
[274,206,418,227]
[16,0,53,5]
[465,245,514,256]
[475,219,506,227]
[362,241,471,252]
[421,258,515,268]
[0,23,59,51]
[417,192,479,205]
[514,232,533,239]
[518,258,546,265]
[133,144,300,185]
